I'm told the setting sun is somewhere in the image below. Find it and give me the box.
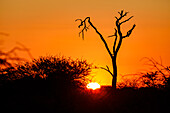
[86,82,101,90]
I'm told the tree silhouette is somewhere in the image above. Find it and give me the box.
[0,56,93,88]
[76,10,136,89]
[117,57,170,89]
[137,57,170,88]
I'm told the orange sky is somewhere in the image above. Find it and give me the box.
[1,0,170,85]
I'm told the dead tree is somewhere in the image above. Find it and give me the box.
[76,10,136,89]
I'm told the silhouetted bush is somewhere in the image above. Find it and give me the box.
[138,58,170,89]
[0,56,93,89]
[117,76,139,89]
[117,58,170,89]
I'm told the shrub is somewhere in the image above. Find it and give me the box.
[0,56,93,88]
[117,58,170,89]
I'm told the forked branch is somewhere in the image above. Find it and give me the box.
[113,10,136,55]
[101,65,113,76]
[76,17,113,58]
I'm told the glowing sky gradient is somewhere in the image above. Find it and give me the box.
[1,0,170,85]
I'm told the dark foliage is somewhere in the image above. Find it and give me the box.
[0,56,95,113]
[117,58,170,89]
[0,56,92,88]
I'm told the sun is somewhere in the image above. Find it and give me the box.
[86,82,101,90]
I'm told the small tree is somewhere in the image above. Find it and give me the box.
[0,56,93,88]
[117,58,170,89]
[138,57,170,88]
[76,10,136,89]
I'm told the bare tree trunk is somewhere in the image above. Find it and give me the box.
[112,57,117,90]
[76,10,136,89]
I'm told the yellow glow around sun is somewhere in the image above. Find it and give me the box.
[86,82,101,90]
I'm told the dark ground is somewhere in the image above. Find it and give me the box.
[0,81,170,113]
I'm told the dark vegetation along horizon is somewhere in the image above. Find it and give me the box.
[0,41,170,113]
[0,54,170,113]
[0,11,170,113]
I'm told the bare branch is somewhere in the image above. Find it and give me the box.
[118,10,123,16]
[117,10,128,21]
[0,42,33,68]
[122,24,136,38]
[17,42,33,59]
[108,28,117,37]
[0,50,7,56]
[76,17,113,58]
[120,16,134,25]
[115,16,118,20]
[122,11,128,17]
[75,18,90,40]
[75,19,82,22]
[141,57,167,78]
[114,11,136,56]
[108,35,116,38]
[75,19,83,28]
[101,65,113,76]
[113,28,118,54]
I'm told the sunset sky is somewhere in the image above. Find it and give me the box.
[1,0,170,85]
